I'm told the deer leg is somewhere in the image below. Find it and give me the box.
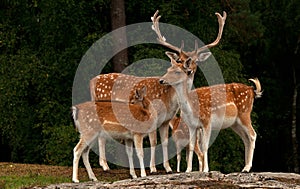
[186,127,196,172]
[148,130,157,173]
[159,123,172,173]
[82,146,98,181]
[185,145,189,171]
[134,135,146,177]
[176,143,182,172]
[73,138,88,183]
[125,139,137,178]
[201,126,211,172]
[245,128,257,172]
[231,118,257,173]
[195,129,204,172]
[98,136,110,171]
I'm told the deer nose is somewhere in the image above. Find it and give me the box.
[159,79,165,84]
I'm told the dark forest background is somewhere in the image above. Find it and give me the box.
[0,0,299,173]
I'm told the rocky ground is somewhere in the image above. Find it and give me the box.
[35,171,300,189]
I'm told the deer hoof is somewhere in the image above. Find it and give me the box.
[150,171,159,175]
[91,177,98,182]
[241,169,250,173]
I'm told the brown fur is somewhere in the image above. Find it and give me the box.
[170,116,204,172]
[88,9,227,174]
[72,87,157,182]
[160,53,262,173]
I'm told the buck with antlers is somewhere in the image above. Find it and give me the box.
[88,10,227,174]
[72,86,157,182]
[169,116,203,172]
[160,52,262,173]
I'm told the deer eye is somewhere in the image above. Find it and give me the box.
[175,71,181,75]
[176,59,182,63]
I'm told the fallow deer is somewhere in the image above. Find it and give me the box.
[169,116,203,172]
[72,86,157,182]
[89,10,227,173]
[160,52,262,173]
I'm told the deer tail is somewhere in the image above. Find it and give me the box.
[249,78,262,98]
[71,106,79,131]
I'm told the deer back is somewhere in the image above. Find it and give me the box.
[90,73,178,123]
[91,73,174,101]
[72,100,157,142]
[193,83,258,127]
[228,83,256,113]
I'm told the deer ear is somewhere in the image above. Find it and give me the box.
[135,86,147,101]
[134,89,141,99]
[140,86,147,97]
[165,51,179,61]
[198,52,212,62]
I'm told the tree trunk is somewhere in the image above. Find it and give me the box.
[291,38,300,173]
[110,0,128,73]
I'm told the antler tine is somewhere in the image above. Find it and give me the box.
[194,40,198,52]
[180,40,184,52]
[151,10,182,53]
[195,11,227,55]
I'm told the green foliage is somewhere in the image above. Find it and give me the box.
[209,130,244,173]
[44,125,78,166]
[0,0,108,165]
[125,45,169,76]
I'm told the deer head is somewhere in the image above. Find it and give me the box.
[130,86,149,108]
[151,10,226,76]
[159,51,211,86]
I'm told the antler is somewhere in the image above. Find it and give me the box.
[151,10,183,53]
[151,10,227,58]
[194,11,227,54]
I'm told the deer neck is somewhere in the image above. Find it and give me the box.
[144,98,156,116]
[173,80,200,129]
[174,80,194,116]
[187,75,194,91]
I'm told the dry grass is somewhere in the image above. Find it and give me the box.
[0,162,142,188]
[0,162,136,180]
[0,162,168,188]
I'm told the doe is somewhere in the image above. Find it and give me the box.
[160,52,262,173]
[169,116,203,172]
[72,86,157,182]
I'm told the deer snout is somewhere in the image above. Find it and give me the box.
[159,79,166,85]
